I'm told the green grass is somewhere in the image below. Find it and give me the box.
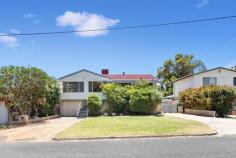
[0,125,12,130]
[56,116,214,139]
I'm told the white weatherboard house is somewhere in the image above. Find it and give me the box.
[173,67,236,97]
[59,69,159,117]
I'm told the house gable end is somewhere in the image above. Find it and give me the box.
[59,69,111,82]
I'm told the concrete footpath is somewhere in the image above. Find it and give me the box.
[165,113,236,136]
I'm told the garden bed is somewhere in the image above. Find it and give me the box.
[8,115,59,125]
[55,116,215,140]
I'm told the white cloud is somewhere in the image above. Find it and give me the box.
[196,0,209,8]
[56,11,119,37]
[9,28,20,34]
[24,13,36,19]
[0,33,19,48]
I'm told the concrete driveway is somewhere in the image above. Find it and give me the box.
[0,117,81,142]
[166,113,236,136]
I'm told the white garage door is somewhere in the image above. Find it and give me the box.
[61,100,86,117]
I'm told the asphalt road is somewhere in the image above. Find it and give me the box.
[1,136,236,158]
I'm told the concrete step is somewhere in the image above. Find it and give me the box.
[78,108,89,118]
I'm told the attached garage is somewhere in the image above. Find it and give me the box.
[60,100,87,117]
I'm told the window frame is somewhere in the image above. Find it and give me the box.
[234,77,236,86]
[203,77,217,87]
[63,82,84,93]
[88,81,102,92]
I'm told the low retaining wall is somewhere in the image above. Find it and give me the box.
[229,110,236,115]
[184,109,216,117]
[8,115,59,125]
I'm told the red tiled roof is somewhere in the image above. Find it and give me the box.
[103,74,156,80]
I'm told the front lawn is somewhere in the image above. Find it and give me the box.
[56,116,215,139]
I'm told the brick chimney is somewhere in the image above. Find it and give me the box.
[101,69,109,75]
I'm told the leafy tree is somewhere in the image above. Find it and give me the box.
[231,66,236,71]
[41,77,60,116]
[157,53,206,96]
[0,66,60,119]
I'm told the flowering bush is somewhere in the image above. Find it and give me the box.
[179,85,236,117]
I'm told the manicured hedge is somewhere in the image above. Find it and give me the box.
[88,94,102,116]
[179,86,236,117]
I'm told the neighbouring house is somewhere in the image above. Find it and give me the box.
[173,67,236,98]
[59,69,159,117]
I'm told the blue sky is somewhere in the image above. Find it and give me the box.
[0,0,236,78]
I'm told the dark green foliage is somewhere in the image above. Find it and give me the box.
[102,80,162,115]
[88,94,102,116]
[42,78,60,116]
[0,66,60,119]
[128,81,162,114]
[102,83,129,114]
[179,86,236,117]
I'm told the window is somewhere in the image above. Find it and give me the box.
[234,77,236,86]
[203,77,217,87]
[89,81,102,92]
[63,82,84,92]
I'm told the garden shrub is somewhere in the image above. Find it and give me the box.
[179,85,236,117]
[102,81,163,115]
[128,81,162,114]
[102,83,129,114]
[88,94,102,116]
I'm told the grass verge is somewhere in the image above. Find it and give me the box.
[56,116,215,140]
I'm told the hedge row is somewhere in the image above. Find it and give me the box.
[179,85,236,117]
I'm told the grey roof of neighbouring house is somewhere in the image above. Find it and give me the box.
[172,67,236,83]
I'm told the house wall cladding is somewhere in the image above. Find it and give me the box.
[174,68,236,97]
[0,102,8,124]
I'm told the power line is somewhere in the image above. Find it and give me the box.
[1,15,236,37]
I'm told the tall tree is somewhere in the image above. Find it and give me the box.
[231,66,236,71]
[157,53,206,96]
[0,66,60,119]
